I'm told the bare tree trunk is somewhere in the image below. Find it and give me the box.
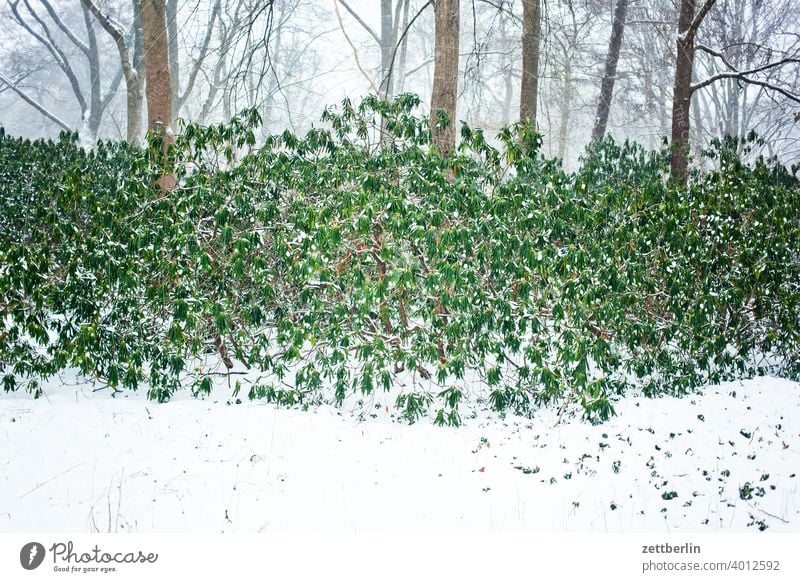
[670,0,717,183]
[519,0,541,125]
[82,4,102,140]
[380,0,395,98]
[141,0,173,191]
[167,0,179,119]
[691,87,705,170]
[669,0,696,182]
[591,0,629,143]
[502,64,513,125]
[396,0,410,94]
[130,0,144,143]
[430,0,459,156]
[141,0,172,134]
[558,51,571,160]
[643,62,655,149]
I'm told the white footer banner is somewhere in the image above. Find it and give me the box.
[1,533,797,581]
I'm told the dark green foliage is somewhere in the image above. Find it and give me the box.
[1,96,798,423]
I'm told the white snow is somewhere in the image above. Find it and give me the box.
[1,374,798,533]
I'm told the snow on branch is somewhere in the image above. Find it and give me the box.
[695,43,737,72]
[80,0,126,42]
[691,57,800,102]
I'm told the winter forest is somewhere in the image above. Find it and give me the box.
[1,0,800,538]
[2,0,799,166]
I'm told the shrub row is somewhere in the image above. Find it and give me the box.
[1,95,798,423]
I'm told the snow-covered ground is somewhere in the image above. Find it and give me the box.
[1,375,798,533]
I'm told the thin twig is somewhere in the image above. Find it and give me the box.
[332,0,379,94]
[21,464,84,498]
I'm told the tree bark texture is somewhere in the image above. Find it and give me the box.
[519,0,541,125]
[670,0,697,182]
[430,0,459,156]
[166,0,180,118]
[141,0,173,134]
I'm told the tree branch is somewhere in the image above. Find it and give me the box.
[692,74,800,104]
[12,0,88,116]
[38,0,90,55]
[0,73,71,130]
[80,0,125,42]
[383,0,434,98]
[178,0,221,111]
[689,0,717,37]
[477,0,522,24]
[333,0,378,93]
[696,43,736,71]
[337,0,380,44]
[80,0,137,89]
[691,57,800,93]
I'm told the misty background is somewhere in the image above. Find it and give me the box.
[1,0,798,169]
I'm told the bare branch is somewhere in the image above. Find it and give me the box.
[178,0,221,111]
[80,0,125,42]
[333,0,378,93]
[692,57,800,92]
[696,43,736,71]
[627,20,673,26]
[693,74,800,104]
[477,0,521,24]
[383,0,434,98]
[0,73,71,130]
[80,0,136,87]
[38,0,90,55]
[337,0,380,44]
[10,0,88,116]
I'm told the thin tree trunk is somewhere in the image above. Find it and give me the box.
[82,4,102,140]
[558,51,571,160]
[691,87,705,170]
[502,64,513,125]
[591,0,629,143]
[130,0,144,143]
[519,0,541,125]
[430,0,459,156]
[396,0,410,93]
[380,0,395,99]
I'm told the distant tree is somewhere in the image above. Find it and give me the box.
[591,0,629,143]
[548,0,594,160]
[2,0,127,141]
[81,0,145,144]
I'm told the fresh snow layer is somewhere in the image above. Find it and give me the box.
[1,375,798,533]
